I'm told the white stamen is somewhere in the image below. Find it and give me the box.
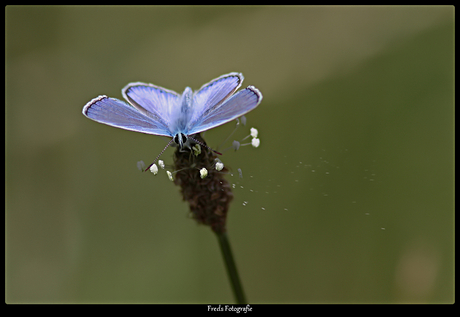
[215,162,224,171]
[150,164,159,175]
[200,168,208,179]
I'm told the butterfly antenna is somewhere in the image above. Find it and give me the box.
[144,138,175,172]
[189,136,222,156]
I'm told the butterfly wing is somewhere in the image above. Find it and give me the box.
[188,86,263,135]
[122,82,180,129]
[186,73,244,133]
[83,95,172,136]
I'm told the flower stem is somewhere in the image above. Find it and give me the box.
[216,231,247,304]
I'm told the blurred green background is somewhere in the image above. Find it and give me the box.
[6,6,453,303]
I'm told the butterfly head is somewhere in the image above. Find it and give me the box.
[173,133,191,151]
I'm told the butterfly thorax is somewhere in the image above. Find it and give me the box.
[171,87,194,150]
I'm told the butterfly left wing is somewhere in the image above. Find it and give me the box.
[83,95,171,136]
[122,82,181,127]
[188,86,263,135]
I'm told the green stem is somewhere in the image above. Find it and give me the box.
[216,231,247,304]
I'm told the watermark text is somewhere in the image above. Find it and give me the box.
[208,305,252,313]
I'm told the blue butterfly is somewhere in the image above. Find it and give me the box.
[82,72,263,171]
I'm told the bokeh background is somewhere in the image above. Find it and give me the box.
[6,6,453,303]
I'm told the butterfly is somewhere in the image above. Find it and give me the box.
[82,72,263,171]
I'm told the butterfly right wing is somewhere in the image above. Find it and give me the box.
[187,73,243,132]
[188,86,263,135]
[83,95,172,136]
